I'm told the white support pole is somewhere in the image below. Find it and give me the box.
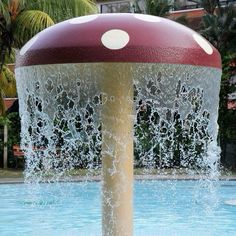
[101,64,134,236]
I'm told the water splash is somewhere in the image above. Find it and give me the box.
[133,64,221,178]
[16,63,221,182]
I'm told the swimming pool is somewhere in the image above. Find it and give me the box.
[0,180,235,235]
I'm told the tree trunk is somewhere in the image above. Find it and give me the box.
[3,124,8,169]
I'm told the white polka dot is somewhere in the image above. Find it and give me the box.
[101,29,129,50]
[134,14,162,23]
[69,15,98,24]
[20,35,39,55]
[193,33,213,55]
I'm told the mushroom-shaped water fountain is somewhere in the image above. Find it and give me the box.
[15,13,221,236]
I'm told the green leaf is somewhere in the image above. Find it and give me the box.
[0,64,17,97]
[4,48,16,64]
[145,0,172,17]
[24,0,97,23]
[0,0,11,25]
[12,10,54,48]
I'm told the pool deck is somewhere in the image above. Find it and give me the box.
[0,174,236,184]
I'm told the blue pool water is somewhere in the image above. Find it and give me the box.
[0,180,236,236]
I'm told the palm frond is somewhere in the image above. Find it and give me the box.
[202,0,217,15]
[4,48,16,64]
[0,27,13,71]
[12,10,54,48]
[25,0,97,23]
[201,14,218,44]
[200,3,236,55]
[0,0,11,24]
[0,1,14,70]
[0,65,17,97]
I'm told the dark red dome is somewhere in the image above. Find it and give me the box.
[16,13,221,69]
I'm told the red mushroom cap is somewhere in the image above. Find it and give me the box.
[16,13,221,69]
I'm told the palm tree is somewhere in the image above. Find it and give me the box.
[0,0,97,112]
[0,64,16,168]
[0,0,97,69]
[200,3,236,56]
[0,0,97,168]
